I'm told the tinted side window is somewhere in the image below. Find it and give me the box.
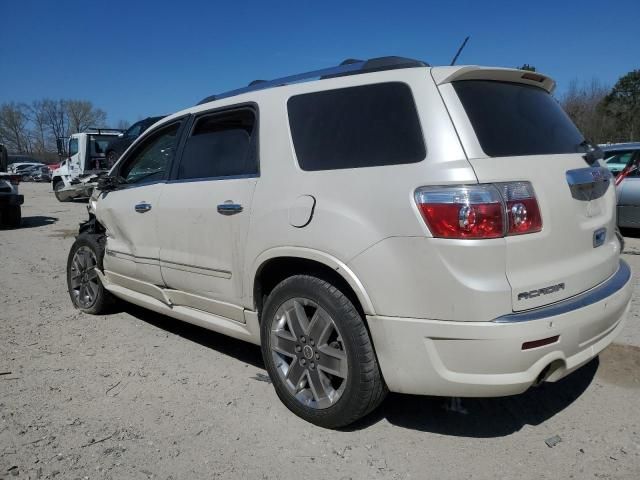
[69,138,79,156]
[288,83,426,171]
[178,109,257,180]
[120,122,181,184]
[453,80,584,157]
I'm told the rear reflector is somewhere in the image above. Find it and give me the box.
[415,182,542,239]
[522,335,559,350]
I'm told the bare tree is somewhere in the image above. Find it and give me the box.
[29,100,50,153]
[42,99,69,142]
[560,78,614,143]
[116,119,131,130]
[0,103,32,153]
[65,100,107,133]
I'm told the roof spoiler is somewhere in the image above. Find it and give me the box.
[431,66,555,93]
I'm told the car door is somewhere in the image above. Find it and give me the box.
[156,106,258,319]
[96,119,185,288]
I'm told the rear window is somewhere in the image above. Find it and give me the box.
[453,80,584,157]
[288,82,426,171]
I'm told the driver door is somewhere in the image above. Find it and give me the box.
[96,120,185,288]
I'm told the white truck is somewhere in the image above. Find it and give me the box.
[0,143,23,227]
[51,128,122,202]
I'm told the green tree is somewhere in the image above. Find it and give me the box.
[602,69,640,142]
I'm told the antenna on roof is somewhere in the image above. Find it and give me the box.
[450,36,470,66]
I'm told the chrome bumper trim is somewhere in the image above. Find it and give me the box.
[494,259,631,323]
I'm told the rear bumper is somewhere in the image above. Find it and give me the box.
[0,193,24,206]
[368,260,632,396]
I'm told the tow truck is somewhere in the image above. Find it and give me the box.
[51,128,122,202]
[0,143,23,228]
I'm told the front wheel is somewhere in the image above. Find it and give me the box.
[260,275,387,428]
[67,234,116,314]
[53,180,70,202]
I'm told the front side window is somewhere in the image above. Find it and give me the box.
[69,138,79,157]
[177,108,257,180]
[120,122,181,184]
[288,82,426,171]
[453,80,585,157]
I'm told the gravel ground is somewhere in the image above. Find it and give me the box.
[1,182,639,480]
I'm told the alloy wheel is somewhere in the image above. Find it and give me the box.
[69,246,100,309]
[270,298,348,409]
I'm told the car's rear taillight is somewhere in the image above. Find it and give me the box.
[495,182,542,235]
[415,185,504,239]
[8,175,21,185]
[415,182,542,239]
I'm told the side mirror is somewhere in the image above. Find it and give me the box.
[56,138,64,156]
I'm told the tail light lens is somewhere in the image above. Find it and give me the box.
[495,182,542,235]
[415,182,542,239]
[8,175,21,185]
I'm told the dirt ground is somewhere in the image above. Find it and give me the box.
[1,183,640,480]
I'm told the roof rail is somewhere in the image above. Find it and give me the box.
[84,127,123,135]
[197,56,428,105]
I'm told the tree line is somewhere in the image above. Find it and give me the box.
[560,69,640,145]
[0,100,129,163]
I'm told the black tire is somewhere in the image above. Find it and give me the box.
[1,206,21,228]
[53,180,70,202]
[260,275,387,428]
[66,233,116,314]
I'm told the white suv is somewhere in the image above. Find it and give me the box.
[66,57,632,428]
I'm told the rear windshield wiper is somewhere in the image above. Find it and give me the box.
[578,140,604,165]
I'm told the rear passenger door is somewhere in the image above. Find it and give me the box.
[156,106,258,319]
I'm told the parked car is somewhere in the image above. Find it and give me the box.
[66,57,632,428]
[601,143,640,176]
[21,165,52,182]
[0,144,23,228]
[104,116,165,166]
[613,148,640,229]
[9,162,44,174]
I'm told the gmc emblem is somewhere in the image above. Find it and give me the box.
[518,283,565,301]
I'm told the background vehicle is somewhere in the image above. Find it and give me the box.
[21,164,52,182]
[0,143,24,228]
[602,143,640,176]
[614,148,640,229]
[51,128,121,201]
[8,161,44,174]
[104,116,165,166]
[66,58,631,428]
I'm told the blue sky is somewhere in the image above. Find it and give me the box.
[1,0,638,126]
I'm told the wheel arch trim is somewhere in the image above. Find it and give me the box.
[248,247,376,315]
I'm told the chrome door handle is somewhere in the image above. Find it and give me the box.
[134,202,152,213]
[217,202,243,215]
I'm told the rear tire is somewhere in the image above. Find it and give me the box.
[67,233,116,314]
[53,180,70,202]
[260,275,387,428]
[1,206,21,228]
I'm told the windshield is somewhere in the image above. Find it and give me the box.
[453,80,585,157]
